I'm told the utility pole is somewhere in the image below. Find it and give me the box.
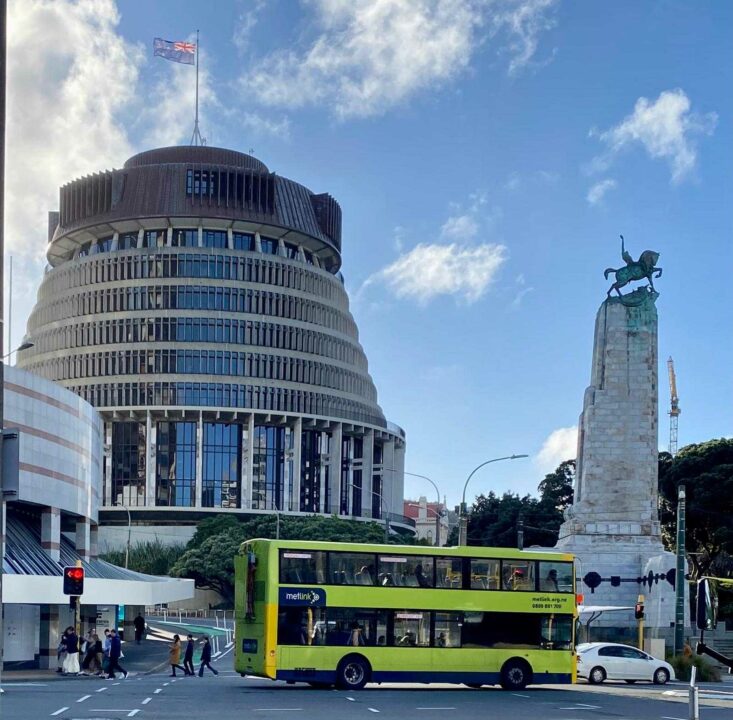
[674,484,686,655]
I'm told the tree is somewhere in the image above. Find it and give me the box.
[170,514,396,605]
[538,459,575,512]
[101,538,186,575]
[658,439,733,580]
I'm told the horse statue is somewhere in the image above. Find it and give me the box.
[604,235,662,297]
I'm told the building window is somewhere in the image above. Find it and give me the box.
[260,237,277,255]
[156,421,196,507]
[143,230,167,248]
[172,229,198,247]
[300,430,330,513]
[202,423,241,508]
[98,236,113,252]
[252,425,293,511]
[203,230,227,249]
[118,232,138,250]
[111,421,146,507]
[232,232,254,251]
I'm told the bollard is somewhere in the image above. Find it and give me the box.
[689,665,699,720]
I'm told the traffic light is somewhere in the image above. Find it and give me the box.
[634,601,645,620]
[63,566,85,595]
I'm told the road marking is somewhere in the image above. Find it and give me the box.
[77,694,92,703]
[346,696,356,702]
[50,708,68,717]
[128,711,141,718]
[368,708,380,713]
[512,693,530,698]
[96,686,108,692]
[575,704,601,709]
[660,716,687,720]
[142,697,152,704]
[163,682,170,686]
[154,688,162,693]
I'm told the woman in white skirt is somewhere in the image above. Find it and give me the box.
[61,626,81,675]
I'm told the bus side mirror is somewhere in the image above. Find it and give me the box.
[696,578,718,631]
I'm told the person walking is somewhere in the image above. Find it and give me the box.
[183,634,196,676]
[133,613,146,644]
[169,634,191,676]
[198,636,219,676]
[80,629,98,674]
[106,629,128,679]
[91,632,104,675]
[62,626,80,675]
[56,629,68,673]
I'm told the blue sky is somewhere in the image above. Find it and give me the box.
[5,1,731,508]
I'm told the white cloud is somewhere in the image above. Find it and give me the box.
[586,178,617,206]
[372,242,507,304]
[233,0,268,52]
[592,89,717,184]
[241,0,557,119]
[536,426,577,474]
[441,213,479,240]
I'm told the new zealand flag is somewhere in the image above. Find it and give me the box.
[153,38,196,65]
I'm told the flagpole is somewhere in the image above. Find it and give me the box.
[191,28,202,146]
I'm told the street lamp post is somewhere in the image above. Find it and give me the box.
[349,482,389,542]
[404,471,442,546]
[458,454,529,546]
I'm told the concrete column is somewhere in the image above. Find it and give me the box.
[329,423,343,515]
[361,430,374,517]
[136,228,144,249]
[195,413,204,507]
[146,411,156,506]
[111,231,119,251]
[291,418,302,512]
[242,414,255,509]
[41,506,61,561]
[392,442,406,516]
[166,226,173,247]
[76,518,91,560]
[227,227,234,250]
[89,524,99,559]
[38,605,60,669]
[197,226,204,247]
[254,233,262,252]
[382,439,395,516]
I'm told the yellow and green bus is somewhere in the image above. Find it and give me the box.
[234,539,577,690]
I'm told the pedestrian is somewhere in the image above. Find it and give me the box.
[80,629,97,674]
[62,626,80,675]
[106,629,128,679]
[183,634,196,676]
[133,613,146,644]
[198,636,219,676]
[169,634,191,676]
[91,632,104,675]
[56,630,68,673]
[102,628,112,675]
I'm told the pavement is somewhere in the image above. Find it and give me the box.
[1,619,232,682]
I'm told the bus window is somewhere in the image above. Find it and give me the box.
[393,611,430,647]
[323,608,387,646]
[501,561,535,591]
[538,561,573,592]
[278,607,326,645]
[328,552,376,585]
[436,557,463,588]
[462,611,543,648]
[378,555,434,587]
[470,558,500,589]
[280,550,327,584]
[434,612,462,647]
[540,614,573,650]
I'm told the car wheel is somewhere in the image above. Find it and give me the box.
[624,679,637,684]
[653,668,670,685]
[588,666,606,685]
[499,659,532,690]
[336,656,370,690]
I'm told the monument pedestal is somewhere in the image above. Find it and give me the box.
[556,289,680,636]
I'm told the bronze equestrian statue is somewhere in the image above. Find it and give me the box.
[604,235,662,297]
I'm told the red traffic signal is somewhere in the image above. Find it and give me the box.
[63,566,85,595]
[634,602,645,620]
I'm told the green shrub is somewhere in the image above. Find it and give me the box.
[101,538,186,576]
[668,653,722,682]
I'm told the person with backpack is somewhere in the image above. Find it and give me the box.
[198,636,218,676]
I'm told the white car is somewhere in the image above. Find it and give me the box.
[576,642,675,685]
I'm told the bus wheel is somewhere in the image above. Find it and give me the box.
[499,659,532,690]
[337,655,370,690]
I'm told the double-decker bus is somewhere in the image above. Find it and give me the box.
[234,539,577,690]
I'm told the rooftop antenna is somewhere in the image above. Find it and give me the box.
[190,29,204,146]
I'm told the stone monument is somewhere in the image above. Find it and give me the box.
[556,238,679,641]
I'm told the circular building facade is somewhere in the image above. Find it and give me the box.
[19,146,408,545]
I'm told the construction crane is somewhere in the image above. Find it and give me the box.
[667,357,681,456]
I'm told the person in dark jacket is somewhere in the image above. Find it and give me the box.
[133,614,146,644]
[183,634,195,676]
[62,627,80,675]
[106,629,128,679]
[198,636,219,676]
